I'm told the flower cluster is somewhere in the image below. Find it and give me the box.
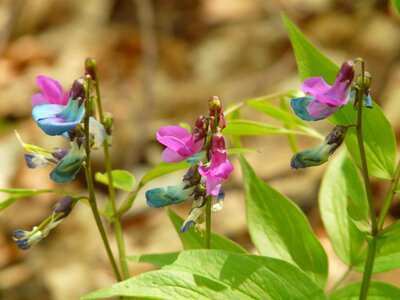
[146,96,233,232]
[13,196,75,250]
[18,75,106,184]
[290,60,374,168]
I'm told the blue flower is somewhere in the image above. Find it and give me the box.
[50,140,86,184]
[145,183,195,208]
[32,79,85,136]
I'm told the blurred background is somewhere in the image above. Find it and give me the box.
[1,0,400,299]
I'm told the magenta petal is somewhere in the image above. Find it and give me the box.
[36,75,64,104]
[205,177,222,197]
[307,100,340,119]
[31,93,48,107]
[157,126,191,140]
[301,77,331,96]
[158,135,192,156]
[161,148,186,163]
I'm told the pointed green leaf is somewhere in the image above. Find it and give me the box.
[330,281,400,299]
[141,161,191,185]
[240,156,328,287]
[319,151,368,266]
[167,208,247,254]
[95,170,136,191]
[247,100,303,126]
[224,119,314,137]
[283,14,397,179]
[127,252,179,267]
[81,250,327,300]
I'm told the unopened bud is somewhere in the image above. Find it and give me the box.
[193,115,208,142]
[103,112,114,135]
[85,57,97,81]
[71,78,86,101]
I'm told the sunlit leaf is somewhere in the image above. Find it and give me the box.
[95,169,136,191]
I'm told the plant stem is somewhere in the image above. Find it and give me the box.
[83,76,122,282]
[91,65,130,279]
[205,196,212,249]
[355,59,377,299]
[359,237,377,300]
[279,97,298,153]
[377,160,400,230]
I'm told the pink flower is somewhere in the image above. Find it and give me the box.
[157,126,204,163]
[31,75,70,107]
[291,61,355,121]
[199,133,233,196]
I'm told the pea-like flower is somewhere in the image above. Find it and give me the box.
[291,61,355,121]
[31,75,70,107]
[146,183,195,208]
[291,125,347,169]
[12,196,75,250]
[32,79,85,136]
[157,125,204,163]
[199,133,234,196]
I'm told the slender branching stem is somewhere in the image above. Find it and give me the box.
[90,65,130,279]
[355,59,377,299]
[83,77,121,281]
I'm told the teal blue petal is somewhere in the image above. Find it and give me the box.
[146,184,194,208]
[186,151,205,163]
[291,96,322,121]
[50,143,86,184]
[32,100,85,136]
[364,93,373,109]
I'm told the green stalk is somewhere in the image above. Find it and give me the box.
[89,61,130,279]
[377,160,400,230]
[205,196,212,249]
[280,97,298,153]
[356,59,377,299]
[83,77,121,281]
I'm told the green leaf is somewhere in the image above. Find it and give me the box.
[95,170,136,192]
[354,221,400,273]
[247,100,303,126]
[81,250,327,300]
[167,208,247,253]
[240,156,328,287]
[330,281,400,299]
[283,14,397,179]
[141,161,191,185]
[227,148,258,155]
[127,252,179,267]
[224,119,313,137]
[392,0,400,14]
[319,151,368,267]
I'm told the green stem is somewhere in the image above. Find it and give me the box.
[355,59,377,299]
[359,237,377,300]
[91,65,130,279]
[377,160,400,230]
[118,183,143,216]
[205,196,212,249]
[83,77,122,282]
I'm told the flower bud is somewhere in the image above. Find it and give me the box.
[193,115,208,143]
[71,78,86,102]
[291,125,347,169]
[85,57,97,81]
[53,196,75,220]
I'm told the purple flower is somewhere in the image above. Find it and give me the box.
[157,126,204,163]
[31,75,70,107]
[199,133,233,196]
[291,61,355,121]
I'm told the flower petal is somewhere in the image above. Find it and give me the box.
[145,184,194,208]
[161,147,186,163]
[291,96,325,121]
[50,143,86,184]
[31,93,48,107]
[307,100,340,119]
[36,75,65,105]
[301,76,331,96]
